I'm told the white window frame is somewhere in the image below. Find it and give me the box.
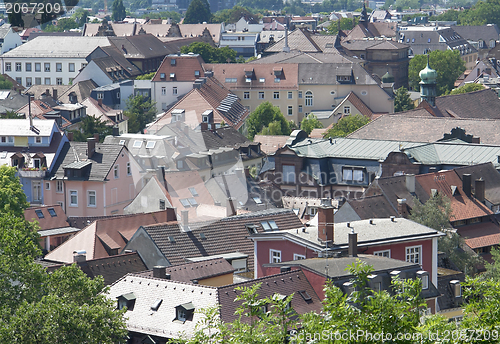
[5,62,11,71]
[421,274,429,290]
[293,253,306,260]
[56,180,63,193]
[57,201,64,211]
[45,182,50,190]
[161,87,166,95]
[287,106,293,116]
[270,249,281,263]
[69,190,78,207]
[373,249,391,258]
[113,165,119,179]
[406,245,422,265]
[259,92,264,99]
[287,91,293,99]
[344,106,351,114]
[69,63,75,72]
[15,62,21,72]
[273,91,280,99]
[305,91,313,106]
[56,62,62,72]
[243,91,250,99]
[44,63,50,72]
[32,181,41,201]
[173,87,178,95]
[87,190,96,207]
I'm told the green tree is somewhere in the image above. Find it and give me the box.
[184,0,212,24]
[112,0,126,21]
[439,232,484,277]
[69,115,113,142]
[448,83,485,95]
[409,50,466,96]
[484,246,500,280]
[246,101,291,140]
[180,42,237,63]
[409,193,452,231]
[1,111,22,119]
[327,17,358,34]
[72,7,90,24]
[211,6,260,24]
[136,72,155,80]
[394,86,415,113]
[323,114,370,138]
[0,166,29,217]
[300,114,323,135]
[125,94,157,133]
[0,75,13,90]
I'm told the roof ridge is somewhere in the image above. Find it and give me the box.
[218,269,306,290]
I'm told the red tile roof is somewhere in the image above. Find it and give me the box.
[25,204,69,231]
[152,54,205,82]
[457,222,500,249]
[415,170,493,222]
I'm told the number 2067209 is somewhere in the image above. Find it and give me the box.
[6,2,62,14]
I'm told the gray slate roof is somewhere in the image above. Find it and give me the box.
[452,24,500,44]
[298,63,378,85]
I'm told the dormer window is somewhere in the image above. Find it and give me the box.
[171,59,176,65]
[417,271,429,290]
[160,73,166,79]
[174,302,195,323]
[450,280,461,297]
[117,292,136,311]
[170,73,175,79]
[195,70,200,77]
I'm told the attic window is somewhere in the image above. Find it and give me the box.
[133,140,142,148]
[189,187,199,197]
[200,233,206,240]
[151,299,163,311]
[261,221,271,231]
[253,197,262,204]
[159,199,166,210]
[117,292,136,310]
[119,140,125,145]
[171,59,176,65]
[325,43,333,48]
[47,208,57,217]
[195,70,200,77]
[168,236,176,243]
[170,73,176,79]
[246,224,258,234]
[451,185,458,196]
[160,73,166,79]
[298,290,312,302]
[428,38,431,43]
[175,302,195,322]
[35,209,44,219]
[259,78,265,83]
[180,199,190,207]
[146,141,156,149]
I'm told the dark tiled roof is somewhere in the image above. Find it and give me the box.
[343,194,397,220]
[434,89,500,119]
[25,204,69,231]
[99,45,142,77]
[454,162,500,205]
[143,209,303,268]
[298,63,377,85]
[341,91,374,118]
[153,54,205,82]
[201,126,254,150]
[109,34,171,59]
[398,27,477,55]
[364,175,420,210]
[452,24,500,44]
[264,28,336,53]
[136,258,235,283]
[46,252,148,285]
[57,80,99,104]
[253,135,288,155]
[437,267,465,312]
[217,269,322,323]
[48,141,125,181]
[249,51,353,64]
[92,56,134,82]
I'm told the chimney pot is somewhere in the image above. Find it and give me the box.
[87,137,96,158]
[67,132,74,141]
[462,174,472,198]
[165,273,171,280]
[475,178,485,203]
[348,231,357,257]
[390,216,396,222]
[397,198,408,218]
[153,266,167,279]
[226,197,236,217]
[317,202,334,242]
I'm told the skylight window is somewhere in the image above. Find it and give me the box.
[246,224,258,234]
[268,220,278,230]
[189,187,199,197]
[169,236,176,243]
[188,198,198,206]
[160,73,166,79]
[47,208,57,217]
[35,209,44,219]
[253,197,262,204]
[146,141,156,149]
[170,73,175,78]
[298,290,312,301]
[261,221,271,231]
[133,140,142,148]
[180,199,190,207]
[119,140,125,145]
[151,299,163,311]
[200,233,206,240]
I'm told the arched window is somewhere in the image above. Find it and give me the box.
[305,91,313,107]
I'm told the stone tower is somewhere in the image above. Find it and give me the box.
[419,54,437,106]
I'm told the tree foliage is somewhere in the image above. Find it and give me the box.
[327,17,359,34]
[448,83,485,95]
[0,166,29,217]
[431,0,500,27]
[236,0,283,10]
[246,101,292,140]
[180,42,237,63]
[136,72,156,80]
[300,114,323,135]
[0,75,13,90]
[184,0,212,24]
[323,114,370,138]
[212,6,261,23]
[409,193,452,231]
[484,246,500,280]
[125,94,157,133]
[394,86,415,113]
[69,115,112,143]
[112,0,126,21]
[439,232,484,277]
[409,50,466,96]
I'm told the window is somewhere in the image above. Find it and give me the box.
[35,78,41,85]
[428,38,431,43]
[88,190,96,207]
[173,87,177,95]
[26,77,32,87]
[44,63,50,72]
[273,91,280,99]
[126,162,131,175]
[344,106,351,114]
[44,78,50,85]
[33,181,41,201]
[161,87,166,95]
[406,245,422,265]
[288,91,293,99]
[274,77,281,83]
[244,91,250,99]
[57,201,64,211]
[177,160,183,169]
[180,199,190,207]
[374,250,390,258]
[270,249,281,263]
[294,254,306,260]
[56,180,63,193]
[287,106,293,116]
[188,198,198,206]
[225,78,237,83]
[16,77,22,84]
[259,78,265,82]
[146,141,155,149]
[298,105,303,113]
[70,190,78,206]
[170,73,175,78]
[160,72,166,79]
[97,92,103,99]
[305,91,313,106]
[56,63,62,72]
[69,63,75,72]
[195,70,200,77]
[4,62,13,72]
[35,209,44,218]
[421,274,429,290]
[45,182,50,190]
[133,140,142,148]
[56,78,62,85]
[176,308,186,321]
[15,62,21,71]
[283,165,295,183]
[189,187,199,197]
[170,59,176,65]
[259,92,264,99]
[48,207,57,217]
[342,167,364,182]
[113,165,119,178]
[33,158,40,169]
[35,63,41,72]
[298,91,303,98]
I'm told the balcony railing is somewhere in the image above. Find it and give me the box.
[17,168,48,178]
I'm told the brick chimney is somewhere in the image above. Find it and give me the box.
[200,122,208,131]
[226,197,236,217]
[98,98,103,107]
[67,132,74,141]
[475,178,485,203]
[397,198,408,218]
[52,88,58,100]
[317,198,334,243]
[87,137,96,158]
[462,174,472,198]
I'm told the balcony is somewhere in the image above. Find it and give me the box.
[18,168,47,178]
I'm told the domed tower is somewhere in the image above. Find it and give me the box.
[359,2,368,26]
[419,55,437,106]
[382,70,395,84]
